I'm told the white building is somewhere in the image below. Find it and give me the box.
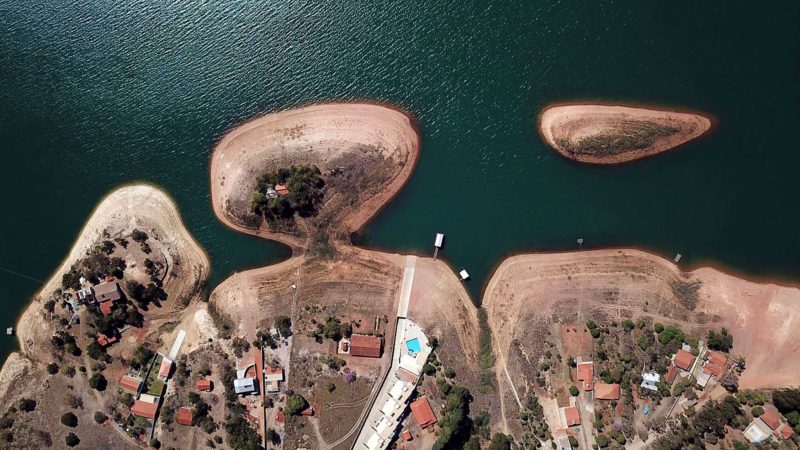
[641,372,660,391]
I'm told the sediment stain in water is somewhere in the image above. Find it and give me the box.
[1,1,799,361]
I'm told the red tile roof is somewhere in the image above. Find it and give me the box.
[703,362,724,378]
[300,406,314,416]
[665,365,679,385]
[780,424,794,439]
[674,349,695,371]
[120,375,142,393]
[196,379,213,392]
[176,407,193,426]
[577,361,594,391]
[158,358,173,379]
[94,280,121,302]
[563,406,581,426]
[244,413,260,425]
[275,184,289,196]
[410,397,437,429]
[99,300,113,316]
[401,431,413,441]
[594,383,621,400]
[96,333,117,347]
[131,400,158,419]
[349,334,383,358]
[760,407,782,430]
[276,410,285,424]
[707,350,728,367]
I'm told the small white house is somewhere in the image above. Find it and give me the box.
[234,377,257,395]
[641,372,660,391]
[459,269,470,280]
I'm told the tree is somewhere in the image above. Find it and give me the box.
[621,319,635,331]
[131,229,149,243]
[596,434,610,447]
[772,388,800,414]
[444,367,456,379]
[225,416,263,450]
[149,438,161,449]
[751,406,764,417]
[654,323,665,333]
[569,385,580,397]
[487,433,512,450]
[60,412,78,427]
[274,316,292,338]
[65,432,80,447]
[46,362,59,374]
[285,394,309,416]
[265,428,281,445]
[322,317,341,341]
[89,373,107,391]
[19,398,36,412]
[93,411,108,424]
[707,328,734,352]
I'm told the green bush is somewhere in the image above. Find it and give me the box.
[285,394,309,416]
[569,385,579,397]
[444,367,456,379]
[707,328,734,352]
[60,412,78,427]
[654,323,665,333]
[46,363,59,375]
[751,405,764,417]
[65,432,80,447]
[19,398,36,412]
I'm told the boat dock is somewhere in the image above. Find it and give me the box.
[433,233,444,260]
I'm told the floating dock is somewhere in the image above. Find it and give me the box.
[433,233,444,260]
[459,269,470,281]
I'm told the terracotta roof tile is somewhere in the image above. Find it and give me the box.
[410,397,437,429]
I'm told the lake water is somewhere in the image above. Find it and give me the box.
[1,1,798,361]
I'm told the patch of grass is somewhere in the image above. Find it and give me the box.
[669,279,701,310]
[561,121,680,157]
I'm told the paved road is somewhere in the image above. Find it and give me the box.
[397,255,416,318]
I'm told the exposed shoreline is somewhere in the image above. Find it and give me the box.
[6,184,210,364]
[209,102,420,252]
[484,248,800,390]
[539,103,712,164]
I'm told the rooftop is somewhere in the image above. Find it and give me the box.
[120,375,142,393]
[594,383,620,400]
[131,400,158,419]
[93,280,121,302]
[563,406,580,427]
[196,379,213,391]
[350,334,383,358]
[674,349,695,371]
[176,407,193,426]
[760,406,783,430]
[410,397,437,429]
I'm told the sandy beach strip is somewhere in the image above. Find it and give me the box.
[539,104,712,164]
[209,103,420,248]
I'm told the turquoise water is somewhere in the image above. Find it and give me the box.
[1,1,799,364]
[406,338,422,354]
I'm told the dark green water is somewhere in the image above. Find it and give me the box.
[1,1,799,362]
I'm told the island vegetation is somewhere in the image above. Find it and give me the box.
[250,164,324,219]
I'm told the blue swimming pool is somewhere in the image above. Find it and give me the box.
[406,338,421,354]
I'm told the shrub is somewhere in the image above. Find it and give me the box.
[274,316,292,338]
[89,373,107,391]
[444,367,456,379]
[621,319,635,331]
[751,406,764,417]
[60,412,78,427]
[707,328,734,352]
[285,394,309,416]
[46,363,59,374]
[19,398,36,412]
[654,323,665,333]
[93,411,108,424]
[149,438,161,448]
[569,385,580,397]
[65,432,80,447]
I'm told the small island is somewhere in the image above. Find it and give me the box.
[538,104,712,164]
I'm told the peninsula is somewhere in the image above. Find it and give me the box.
[539,104,712,164]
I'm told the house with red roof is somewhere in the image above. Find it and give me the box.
[157,357,173,381]
[562,406,581,427]
[99,300,113,316]
[577,361,594,391]
[120,375,142,393]
[131,400,158,420]
[594,383,621,400]
[196,378,213,392]
[665,364,679,385]
[673,349,696,372]
[349,334,383,358]
[275,183,289,196]
[410,397,437,429]
[96,333,117,348]
[176,407,193,426]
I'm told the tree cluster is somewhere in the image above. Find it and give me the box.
[250,164,325,219]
